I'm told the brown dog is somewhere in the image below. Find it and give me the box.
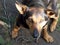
[11,0,58,43]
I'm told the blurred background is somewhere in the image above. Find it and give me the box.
[0,0,60,45]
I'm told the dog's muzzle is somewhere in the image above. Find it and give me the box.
[32,20,48,39]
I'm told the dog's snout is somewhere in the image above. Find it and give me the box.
[33,28,39,38]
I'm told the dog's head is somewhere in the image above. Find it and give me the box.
[15,1,56,38]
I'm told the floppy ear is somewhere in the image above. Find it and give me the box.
[45,1,57,19]
[15,1,29,14]
[45,9,56,19]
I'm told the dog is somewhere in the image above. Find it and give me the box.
[11,0,59,43]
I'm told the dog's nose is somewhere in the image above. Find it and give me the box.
[33,28,39,38]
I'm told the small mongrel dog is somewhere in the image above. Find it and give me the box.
[11,0,59,43]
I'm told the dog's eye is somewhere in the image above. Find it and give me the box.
[28,18,34,23]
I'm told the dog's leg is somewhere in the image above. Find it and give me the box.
[43,25,54,43]
[12,25,20,38]
[11,16,21,38]
[50,16,58,32]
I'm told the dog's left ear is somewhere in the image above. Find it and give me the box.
[45,1,56,19]
[15,1,29,14]
[45,9,56,18]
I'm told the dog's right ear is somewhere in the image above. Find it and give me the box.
[15,1,29,14]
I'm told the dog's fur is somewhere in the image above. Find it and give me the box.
[11,0,58,43]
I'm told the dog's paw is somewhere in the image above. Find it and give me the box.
[44,35,54,43]
[50,28,55,32]
[11,31,18,38]
[50,26,56,32]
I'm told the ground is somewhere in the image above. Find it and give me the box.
[0,0,60,45]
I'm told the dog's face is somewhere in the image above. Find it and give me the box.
[25,7,48,38]
[15,1,56,38]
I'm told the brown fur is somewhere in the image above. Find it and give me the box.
[43,25,54,43]
[45,9,59,32]
[42,9,59,42]
[11,1,59,43]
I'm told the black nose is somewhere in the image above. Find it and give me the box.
[33,28,39,38]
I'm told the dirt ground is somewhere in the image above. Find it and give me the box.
[0,0,60,45]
